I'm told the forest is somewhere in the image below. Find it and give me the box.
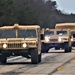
[0,0,75,28]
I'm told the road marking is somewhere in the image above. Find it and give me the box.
[57,66,64,70]
[71,57,75,60]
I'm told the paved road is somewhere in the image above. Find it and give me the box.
[0,50,75,75]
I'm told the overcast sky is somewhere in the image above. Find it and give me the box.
[51,0,75,14]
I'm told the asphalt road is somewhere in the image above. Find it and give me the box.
[0,49,75,75]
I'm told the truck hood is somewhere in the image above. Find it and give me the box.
[50,35,68,39]
[58,35,68,39]
[49,35,58,39]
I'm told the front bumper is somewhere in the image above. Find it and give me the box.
[42,42,65,49]
[0,48,37,56]
[41,42,65,53]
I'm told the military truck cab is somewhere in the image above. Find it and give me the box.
[41,29,72,53]
[0,24,42,64]
[55,23,75,47]
[41,29,54,53]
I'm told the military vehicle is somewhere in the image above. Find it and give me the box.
[0,24,42,64]
[55,23,75,47]
[41,28,72,53]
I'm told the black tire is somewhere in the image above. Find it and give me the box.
[31,49,38,64]
[41,43,49,53]
[0,50,1,53]
[38,53,41,63]
[69,47,72,52]
[0,55,7,64]
[64,43,69,53]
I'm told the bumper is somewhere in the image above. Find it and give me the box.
[0,49,32,57]
[42,42,65,53]
[42,42,65,49]
[0,48,36,54]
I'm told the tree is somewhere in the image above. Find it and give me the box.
[0,0,18,26]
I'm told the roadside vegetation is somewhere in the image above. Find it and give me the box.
[0,0,75,28]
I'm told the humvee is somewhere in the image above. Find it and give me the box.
[55,23,75,47]
[0,24,42,64]
[41,28,72,53]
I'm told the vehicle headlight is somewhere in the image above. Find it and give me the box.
[3,44,7,48]
[22,43,27,48]
[45,38,49,42]
[58,38,62,42]
[31,41,36,45]
[45,36,50,42]
[71,38,73,41]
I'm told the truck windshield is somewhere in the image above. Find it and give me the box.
[57,31,67,35]
[0,30,16,38]
[45,31,54,35]
[18,29,37,38]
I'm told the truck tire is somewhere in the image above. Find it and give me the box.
[41,43,49,53]
[0,50,1,53]
[38,53,41,63]
[0,55,7,64]
[64,43,69,53]
[69,47,72,52]
[31,49,38,64]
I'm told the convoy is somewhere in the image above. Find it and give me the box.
[41,28,72,53]
[0,24,42,64]
[0,23,73,64]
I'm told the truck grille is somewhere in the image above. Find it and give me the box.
[8,43,22,48]
[50,39,58,41]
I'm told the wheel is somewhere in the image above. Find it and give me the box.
[69,46,72,52]
[31,49,38,64]
[41,43,49,53]
[38,53,41,63]
[0,54,7,64]
[64,43,69,53]
[0,50,1,53]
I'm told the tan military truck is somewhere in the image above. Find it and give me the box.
[41,28,72,53]
[55,23,75,47]
[0,24,42,64]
